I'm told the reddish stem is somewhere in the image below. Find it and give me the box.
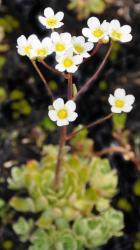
[66,113,112,141]
[40,60,68,79]
[74,43,112,100]
[31,60,54,102]
[54,126,67,189]
[67,73,73,100]
[82,42,102,64]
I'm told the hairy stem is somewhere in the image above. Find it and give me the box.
[66,113,112,141]
[54,126,66,189]
[31,60,54,101]
[74,43,112,100]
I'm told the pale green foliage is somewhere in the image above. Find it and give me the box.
[0,15,19,33]
[8,131,124,249]
[13,217,34,242]
[68,0,107,20]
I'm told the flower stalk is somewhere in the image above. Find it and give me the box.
[31,60,54,101]
[74,42,112,100]
[54,126,67,189]
[66,113,113,141]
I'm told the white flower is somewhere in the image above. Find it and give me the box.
[48,98,78,126]
[39,7,64,29]
[72,36,94,58]
[51,32,72,55]
[16,34,38,58]
[108,88,135,113]
[82,17,109,43]
[30,37,53,60]
[109,20,132,42]
[55,50,83,73]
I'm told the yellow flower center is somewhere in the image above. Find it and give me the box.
[92,28,104,38]
[74,44,84,54]
[23,45,32,55]
[36,48,48,57]
[63,57,74,68]
[47,18,57,28]
[55,43,65,52]
[111,30,122,41]
[57,109,68,119]
[115,99,125,108]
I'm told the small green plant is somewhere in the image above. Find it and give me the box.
[8,131,124,250]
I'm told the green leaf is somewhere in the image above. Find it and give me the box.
[10,197,36,212]
[13,217,34,241]
[112,113,127,131]
[10,90,24,100]
[0,87,7,102]
[41,116,56,131]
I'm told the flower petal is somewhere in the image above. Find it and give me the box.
[87,17,100,29]
[48,110,57,121]
[57,120,69,126]
[82,52,90,58]
[67,65,78,73]
[17,35,26,46]
[121,25,131,34]
[55,22,64,28]
[123,105,133,113]
[120,34,132,43]
[44,7,54,17]
[38,16,46,25]
[110,19,120,29]
[17,47,26,56]
[68,112,78,122]
[82,28,91,38]
[55,12,64,21]
[61,32,72,43]
[108,94,115,105]
[65,100,76,112]
[28,34,38,43]
[51,32,60,42]
[114,88,126,98]
[53,98,64,110]
[111,107,122,113]
[74,36,85,44]
[125,95,135,105]
[101,20,109,32]
[85,42,94,51]
[73,55,83,65]
[55,64,65,72]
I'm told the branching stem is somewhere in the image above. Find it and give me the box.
[66,113,112,141]
[31,60,54,101]
[74,43,112,100]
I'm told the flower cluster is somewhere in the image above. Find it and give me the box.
[16,7,132,73]
[82,18,132,43]
[16,7,135,127]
